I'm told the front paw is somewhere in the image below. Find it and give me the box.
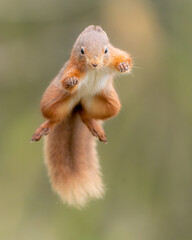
[62,76,79,90]
[118,62,130,72]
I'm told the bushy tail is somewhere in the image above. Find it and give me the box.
[44,110,104,208]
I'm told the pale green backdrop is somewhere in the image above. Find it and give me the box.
[0,0,192,239]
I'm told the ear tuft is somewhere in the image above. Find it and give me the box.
[83,25,95,32]
[95,26,103,32]
[83,25,103,33]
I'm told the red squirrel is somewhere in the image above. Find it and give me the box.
[32,25,132,207]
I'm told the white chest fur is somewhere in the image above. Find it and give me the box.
[78,68,111,96]
[67,69,111,109]
[68,68,112,110]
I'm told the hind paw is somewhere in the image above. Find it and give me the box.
[31,127,49,142]
[90,128,107,143]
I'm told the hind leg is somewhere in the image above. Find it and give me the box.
[31,120,56,141]
[31,97,74,142]
[79,86,121,142]
[80,117,107,143]
[31,82,76,141]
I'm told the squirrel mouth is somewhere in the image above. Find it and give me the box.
[92,63,98,68]
[89,63,102,70]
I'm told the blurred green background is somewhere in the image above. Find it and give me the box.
[1,0,192,239]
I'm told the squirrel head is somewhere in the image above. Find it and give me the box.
[72,25,110,69]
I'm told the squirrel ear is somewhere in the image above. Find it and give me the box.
[83,25,95,33]
[95,26,103,32]
[83,25,104,33]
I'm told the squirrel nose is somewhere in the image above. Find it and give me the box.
[90,59,99,68]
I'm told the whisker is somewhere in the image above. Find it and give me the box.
[131,66,144,70]
[129,71,135,78]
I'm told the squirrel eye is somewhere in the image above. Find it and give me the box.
[104,48,108,54]
[81,48,85,54]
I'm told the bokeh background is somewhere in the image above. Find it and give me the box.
[1,0,192,239]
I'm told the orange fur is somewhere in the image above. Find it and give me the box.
[44,111,104,208]
[32,25,132,207]
[108,45,133,70]
[80,86,121,120]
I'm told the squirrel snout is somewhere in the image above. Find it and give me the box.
[90,59,100,68]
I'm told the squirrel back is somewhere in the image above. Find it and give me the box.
[44,109,104,207]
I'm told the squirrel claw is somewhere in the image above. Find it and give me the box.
[118,62,129,72]
[99,135,108,143]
